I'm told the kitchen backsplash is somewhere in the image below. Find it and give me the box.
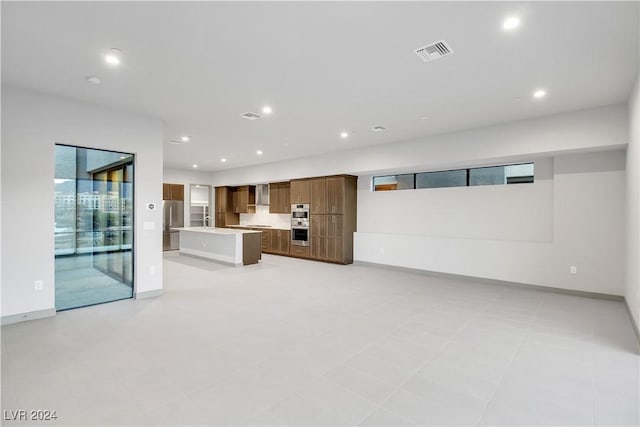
[240,206,291,229]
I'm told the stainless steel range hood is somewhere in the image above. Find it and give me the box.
[254,184,269,206]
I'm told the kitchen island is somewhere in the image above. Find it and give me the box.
[177,227,262,266]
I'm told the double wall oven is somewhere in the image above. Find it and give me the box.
[291,204,310,246]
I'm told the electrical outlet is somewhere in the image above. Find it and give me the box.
[570,265,577,275]
[379,247,385,254]
[34,280,43,291]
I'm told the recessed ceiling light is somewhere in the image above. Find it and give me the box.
[370,126,387,132]
[180,136,190,142]
[220,158,227,163]
[533,89,547,99]
[192,164,198,168]
[503,16,521,31]
[256,150,263,155]
[261,105,273,115]
[420,116,431,121]
[104,48,122,66]
[86,76,101,85]
[340,131,349,139]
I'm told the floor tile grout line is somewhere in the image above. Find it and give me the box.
[352,308,485,426]
[473,310,532,426]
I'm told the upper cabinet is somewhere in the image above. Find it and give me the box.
[310,176,345,214]
[215,186,232,213]
[290,179,311,204]
[269,182,290,214]
[214,186,239,227]
[231,185,255,214]
[310,178,327,214]
[163,183,184,201]
[326,176,345,214]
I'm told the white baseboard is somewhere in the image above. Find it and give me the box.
[135,289,164,299]
[354,261,624,301]
[1,308,56,325]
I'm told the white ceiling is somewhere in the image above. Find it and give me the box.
[2,1,638,172]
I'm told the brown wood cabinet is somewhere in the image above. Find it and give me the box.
[163,183,184,201]
[272,229,290,255]
[327,176,345,214]
[310,214,344,262]
[231,185,255,214]
[269,182,290,214]
[258,229,290,255]
[215,212,226,228]
[290,245,311,258]
[310,176,346,214]
[215,187,230,213]
[214,186,239,226]
[290,179,311,204]
[261,229,272,252]
[310,178,327,214]
[308,175,356,264]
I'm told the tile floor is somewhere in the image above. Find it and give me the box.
[55,254,133,310]
[2,252,639,426]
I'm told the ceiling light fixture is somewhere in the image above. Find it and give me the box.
[241,112,261,120]
[180,136,190,142]
[340,131,349,139]
[370,126,387,132]
[256,150,263,155]
[420,116,431,121]
[86,76,101,85]
[502,16,521,31]
[104,48,122,66]
[192,164,198,168]
[168,140,184,145]
[220,158,227,163]
[261,105,272,115]
[533,89,547,99]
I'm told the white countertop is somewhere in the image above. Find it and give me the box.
[227,224,291,231]
[177,227,261,235]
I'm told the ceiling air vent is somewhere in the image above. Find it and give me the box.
[370,126,387,132]
[414,40,453,63]
[241,112,261,120]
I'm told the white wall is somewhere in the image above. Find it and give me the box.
[163,168,214,226]
[1,86,164,320]
[356,151,625,295]
[626,74,640,329]
[358,159,554,243]
[210,103,628,296]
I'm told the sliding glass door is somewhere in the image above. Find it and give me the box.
[54,145,134,311]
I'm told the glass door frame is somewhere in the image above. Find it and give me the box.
[54,143,136,311]
[88,158,135,287]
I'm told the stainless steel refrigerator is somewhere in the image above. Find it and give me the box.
[163,200,184,251]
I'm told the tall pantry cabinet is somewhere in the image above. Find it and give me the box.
[308,175,357,264]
